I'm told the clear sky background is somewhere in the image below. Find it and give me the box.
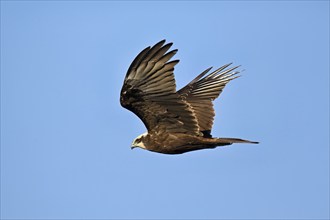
[1,1,329,219]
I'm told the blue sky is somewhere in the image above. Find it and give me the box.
[1,1,329,219]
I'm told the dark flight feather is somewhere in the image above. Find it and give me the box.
[120,40,200,135]
[177,64,240,133]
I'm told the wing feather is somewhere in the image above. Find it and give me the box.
[121,40,199,135]
[177,64,240,134]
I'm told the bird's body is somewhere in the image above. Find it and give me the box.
[130,131,256,154]
[120,40,258,154]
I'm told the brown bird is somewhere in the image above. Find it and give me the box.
[120,40,258,154]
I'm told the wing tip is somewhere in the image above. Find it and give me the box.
[156,39,174,47]
[158,39,166,44]
[168,59,180,65]
[171,49,178,54]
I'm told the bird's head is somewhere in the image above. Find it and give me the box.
[131,132,148,150]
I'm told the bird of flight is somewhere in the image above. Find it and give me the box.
[120,40,258,154]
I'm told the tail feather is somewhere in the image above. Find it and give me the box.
[216,137,259,145]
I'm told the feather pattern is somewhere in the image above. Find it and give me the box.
[177,64,240,133]
[120,40,200,135]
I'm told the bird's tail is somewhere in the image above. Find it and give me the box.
[215,137,259,145]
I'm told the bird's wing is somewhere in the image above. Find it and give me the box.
[120,40,199,135]
[177,63,240,137]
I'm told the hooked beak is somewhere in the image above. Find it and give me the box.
[131,145,136,150]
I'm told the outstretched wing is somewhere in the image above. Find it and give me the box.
[120,40,199,135]
[177,63,240,137]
